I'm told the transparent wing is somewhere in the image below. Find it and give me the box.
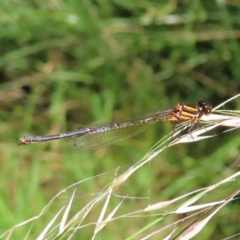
[66,124,148,149]
[63,109,174,149]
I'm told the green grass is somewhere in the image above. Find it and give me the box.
[1,0,240,239]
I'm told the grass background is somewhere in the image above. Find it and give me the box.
[1,0,240,239]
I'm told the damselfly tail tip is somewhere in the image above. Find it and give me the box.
[19,137,28,145]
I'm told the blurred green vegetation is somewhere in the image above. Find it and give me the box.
[1,0,240,239]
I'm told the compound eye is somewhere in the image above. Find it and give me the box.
[205,108,211,115]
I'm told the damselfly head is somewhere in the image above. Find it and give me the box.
[198,100,211,115]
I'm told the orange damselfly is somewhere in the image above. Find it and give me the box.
[19,100,211,149]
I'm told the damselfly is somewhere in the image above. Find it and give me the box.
[19,100,211,149]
